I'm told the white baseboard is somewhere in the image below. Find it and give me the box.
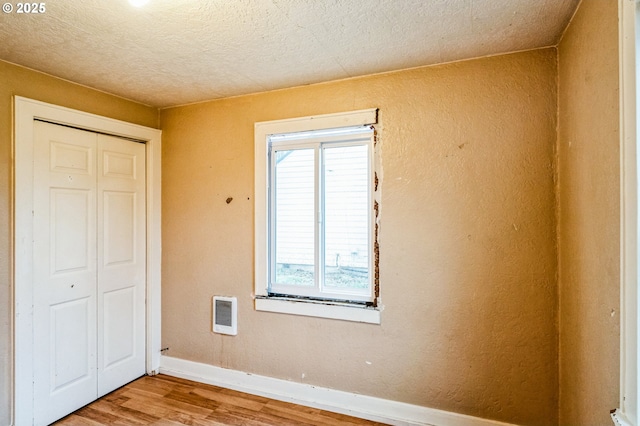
[159,355,518,426]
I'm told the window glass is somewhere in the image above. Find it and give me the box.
[323,145,369,293]
[273,148,315,287]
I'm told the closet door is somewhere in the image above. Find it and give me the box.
[97,134,146,396]
[32,122,146,425]
[33,121,98,425]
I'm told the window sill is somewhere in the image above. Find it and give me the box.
[611,409,634,426]
[254,296,381,324]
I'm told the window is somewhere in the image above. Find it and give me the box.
[270,127,373,302]
[254,109,380,323]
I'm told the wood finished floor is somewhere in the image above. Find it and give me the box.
[52,374,387,425]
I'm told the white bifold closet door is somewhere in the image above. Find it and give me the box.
[32,121,146,426]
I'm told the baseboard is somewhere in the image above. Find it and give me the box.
[159,355,518,426]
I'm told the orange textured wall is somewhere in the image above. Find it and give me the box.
[161,49,559,425]
[557,0,621,424]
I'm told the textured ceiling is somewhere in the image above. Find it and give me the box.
[0,0,579,108]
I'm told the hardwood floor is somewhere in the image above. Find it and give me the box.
[53,374,387,425]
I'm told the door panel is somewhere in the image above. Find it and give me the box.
[103,191,136,266]
[97,134,146,397]
[103,287,136,368]
[49,297,91,392]
[51,189,91,273]
[50,141,92,175]
[33,121,98,426]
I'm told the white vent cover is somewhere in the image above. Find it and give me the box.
[212,296,237,335]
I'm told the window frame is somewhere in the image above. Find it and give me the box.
[269,132,374,303]
[254,109,381,324]
[613,0,639,425]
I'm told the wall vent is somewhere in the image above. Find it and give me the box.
[212,296,237,335]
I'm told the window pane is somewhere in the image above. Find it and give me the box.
[273,149,315,286]
[323,145,369,291]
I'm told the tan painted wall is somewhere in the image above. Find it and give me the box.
[0,59,158,425]
[161,49,559,425]
[557,0,621,424]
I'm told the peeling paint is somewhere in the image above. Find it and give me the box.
[374,200,380,306]
[372,125,381,308]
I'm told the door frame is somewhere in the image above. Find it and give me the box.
[12,96,162,425]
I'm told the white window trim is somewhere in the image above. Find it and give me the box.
[254,109,381,324]
[615,0,639,425]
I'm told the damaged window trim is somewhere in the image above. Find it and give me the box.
[254,108,381,324]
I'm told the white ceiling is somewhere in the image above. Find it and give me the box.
[0,0,579,108]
